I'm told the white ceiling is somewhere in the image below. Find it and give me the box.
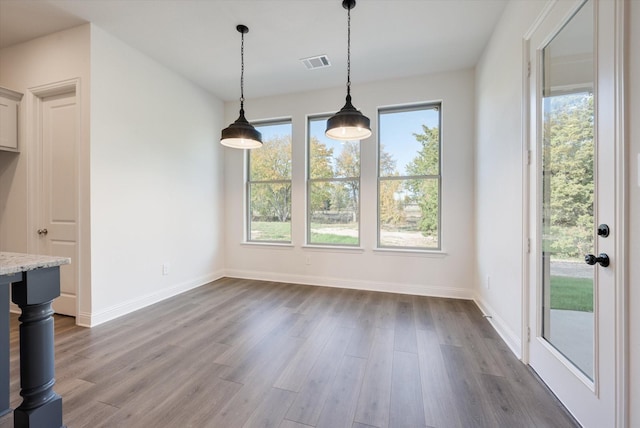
[0,0,508,101]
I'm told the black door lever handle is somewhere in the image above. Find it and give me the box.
[585,253,609,267]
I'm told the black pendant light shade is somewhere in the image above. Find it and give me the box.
[326,0,371,141]
[221,108,263,149]
[325,94,371,141]
[221,25,263,149]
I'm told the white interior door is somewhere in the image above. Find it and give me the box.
[527,0,624,426]
[37,90,79,317]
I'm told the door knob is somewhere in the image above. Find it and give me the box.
[585,253,609,267]
[37,228,48,236]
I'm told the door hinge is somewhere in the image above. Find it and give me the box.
[527,327,531,342]
[527,238,531,253]
[527,61,531,78]
[527,150,532,165]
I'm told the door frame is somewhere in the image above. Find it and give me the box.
[25,78,82,320]
[521,0,628,426]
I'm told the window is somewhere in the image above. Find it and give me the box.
[307,116,360,246]
[378,104,441,249]
[247,120,292,242]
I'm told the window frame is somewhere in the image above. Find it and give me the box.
[246,118,293,244]
[306,114,362,247]
[377,102,442,251]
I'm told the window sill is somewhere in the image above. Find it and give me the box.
[302,245,365,253]
[241,242,295,249]
[373,247,448,257]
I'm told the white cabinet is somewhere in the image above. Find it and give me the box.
[0,87,23,152]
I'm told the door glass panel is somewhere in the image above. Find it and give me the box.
[541,0,594,380]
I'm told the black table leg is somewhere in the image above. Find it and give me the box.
[11,267,64,428]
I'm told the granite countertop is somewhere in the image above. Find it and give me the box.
[0,252,71,276]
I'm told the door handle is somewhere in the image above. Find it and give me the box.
[37,228,48,236]
[585,253,609,267]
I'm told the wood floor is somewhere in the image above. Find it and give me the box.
[1,278,578,428]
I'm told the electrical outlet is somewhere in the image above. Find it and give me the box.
[162,263,170,275]
[305,255,311,265]
[486,275,491,289]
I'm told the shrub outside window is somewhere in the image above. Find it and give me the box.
[378,104,441,249]
[307,116,360,246]
[247,120,292,242]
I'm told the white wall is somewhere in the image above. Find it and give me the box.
[628,1,639,425]
[89,26,225,325]
[474,1,546,355]
[224,70,476,298]
[0,24,92,319]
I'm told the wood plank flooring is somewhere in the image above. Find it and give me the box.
[0,278,579,428]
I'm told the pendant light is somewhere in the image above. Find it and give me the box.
[325,0,371,141]
[221,25,263,149]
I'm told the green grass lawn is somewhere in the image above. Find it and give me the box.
[309,233,358,245]
[550,275,593,312]
[250,221,291,241]
[251,221,358,244]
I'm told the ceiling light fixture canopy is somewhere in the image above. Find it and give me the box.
[221,24,263,149]
[325,0,371,141]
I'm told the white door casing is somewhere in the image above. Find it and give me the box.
[525,0,627,427]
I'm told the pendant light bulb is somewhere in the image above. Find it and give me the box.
[326,0,371,141]
[221,25,263,149]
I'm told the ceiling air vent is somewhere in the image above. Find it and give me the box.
[300,55,331,70]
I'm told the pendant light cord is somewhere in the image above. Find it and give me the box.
[240,30,245,111]
[346,5,351,97]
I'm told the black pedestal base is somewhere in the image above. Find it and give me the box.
[14,395,64,428]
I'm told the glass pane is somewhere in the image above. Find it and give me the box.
[309,180,359,246]
[250,122,292,181]
[309,117,360,179]
[249,182,291,242]
[541,0,594,379]
[379,178,438,249]
[379,107,440,177]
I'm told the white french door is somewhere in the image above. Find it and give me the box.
[527,0,625,427]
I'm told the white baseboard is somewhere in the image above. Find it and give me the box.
[11,270,470,327]
[223,268,474,300]
[76,311,92,328]
[474,295,522,358]
[86,270,225,327]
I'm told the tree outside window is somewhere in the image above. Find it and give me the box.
[378,104,441,249]
[307,117,360,246]
[543,92,594,259]
[247,121,292,242]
